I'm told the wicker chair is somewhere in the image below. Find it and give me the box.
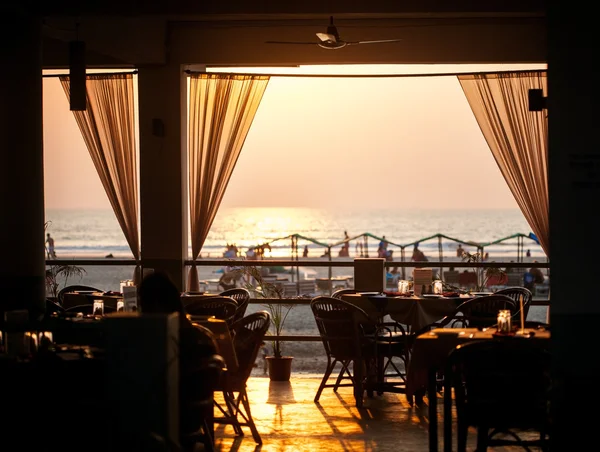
[213,311,271,444]
[444,340,551,451]
[184,297,238,328]
[494,286,533,321]
[439,294,517,330]
[310,296,378,408]
[219,288,251,323]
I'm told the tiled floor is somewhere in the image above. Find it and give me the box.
[211,375,543,452]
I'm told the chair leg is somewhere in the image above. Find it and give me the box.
[201,420,215,452]
[222,391,244,436]
[314,359,336,402]
[239,389,262,445]
[475,425,488,451]
[457,420,468,452]
[333,360,352,392]
[353,359,364,408]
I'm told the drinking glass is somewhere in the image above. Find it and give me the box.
[433,280,443,294]
[117,300,125,312]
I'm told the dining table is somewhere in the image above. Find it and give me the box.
[407,326,551,452]
[62,291,123,310]
[341,292,470,332]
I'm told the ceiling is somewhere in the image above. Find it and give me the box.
[37,1,547,68]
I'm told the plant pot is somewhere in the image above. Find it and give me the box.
[266,356,293,381]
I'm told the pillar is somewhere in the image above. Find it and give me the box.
[0,14,46,318]
[548,2,599,448]
[138,64,187,289]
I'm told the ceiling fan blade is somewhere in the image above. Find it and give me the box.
[316,32,336,43]
[351,39,404,45]
[265,41,319,45]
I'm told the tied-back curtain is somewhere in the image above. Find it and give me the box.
[60,74,141,282]
[187,73,270,291]
[458,71,549,256]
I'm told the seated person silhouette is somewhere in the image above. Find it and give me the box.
[411,244,428,262]
[137,271,221,444]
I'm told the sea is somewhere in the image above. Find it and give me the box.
[45,207,546,261]
[45,207,548,373]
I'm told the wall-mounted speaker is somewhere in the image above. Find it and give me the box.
[528,88,547,112]
[69,41,86,111]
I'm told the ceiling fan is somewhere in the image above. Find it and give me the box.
[265,16,403,50]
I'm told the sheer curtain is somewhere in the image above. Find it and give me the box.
[60,73,141,281]
[187,73,270,291]
[458,71,549,256]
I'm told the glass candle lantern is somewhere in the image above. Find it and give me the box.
[398,280,410,294]
[496,309,512,333]
[93,300,104,316]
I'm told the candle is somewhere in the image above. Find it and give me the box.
[519,294,525,332]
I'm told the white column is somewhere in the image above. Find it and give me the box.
[138,64,187,289]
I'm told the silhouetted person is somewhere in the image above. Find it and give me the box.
[303,245,309,258]
[456,243,465,257]
[46,233,57,259]
[411,244,428,262]
[137,271,219,446]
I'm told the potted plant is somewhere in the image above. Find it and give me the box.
[45,264,87,300]
[44,222,87,301]
[242,265,295,381]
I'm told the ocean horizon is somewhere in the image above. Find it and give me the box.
[44,207,546,261]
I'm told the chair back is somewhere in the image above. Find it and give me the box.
[219,288,251,322]
[451,294,516,329]
[229,311,271,384]
[494,286,533,319]
[185,297,238,327]
[446,340,550,434]
[310,296,374,361]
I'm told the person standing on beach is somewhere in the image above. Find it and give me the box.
[456,243,465,258]
[303,245,309,258]
[45,233,57,259]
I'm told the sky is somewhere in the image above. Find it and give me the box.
[43,63,546,210]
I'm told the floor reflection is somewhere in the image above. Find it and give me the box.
[213,375,432,451]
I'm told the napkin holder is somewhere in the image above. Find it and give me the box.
[413,268,433,296]
[354,258,385,293]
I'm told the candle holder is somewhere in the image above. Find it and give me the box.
[398,280,410,295]
[496,309,512,334]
